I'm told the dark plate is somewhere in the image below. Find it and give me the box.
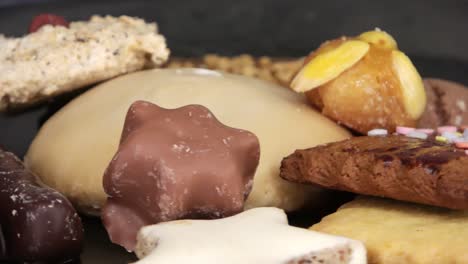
[1,1,468,263]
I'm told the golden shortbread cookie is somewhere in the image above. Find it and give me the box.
[311,196,468,264]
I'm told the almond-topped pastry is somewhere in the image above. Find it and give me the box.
[290,29,426,134]
[280,134,468,209]
[0,15,169,111]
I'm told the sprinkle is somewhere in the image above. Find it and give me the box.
[456,100,466,111]
[465,150,468,155]
[441,131,461,138]
[367,129,388,136]
[415,128,434,135]
[456,142,468,149]
[455,116,463,126]
[453,138,467,143]
[437,126,457,134]
[436,136,448,143]
[441,131,462,142]
[406,131,428,140]
[396,126,415,135]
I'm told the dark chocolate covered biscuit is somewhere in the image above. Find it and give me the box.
[280,135,468,209]
[0,149,83,263]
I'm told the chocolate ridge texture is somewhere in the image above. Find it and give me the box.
[281,135,468,209]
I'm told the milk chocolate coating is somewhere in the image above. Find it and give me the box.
[102,101,260,251]
[0,149,83,262]
[280,135,468,210]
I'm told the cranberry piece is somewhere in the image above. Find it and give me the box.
[29,14,69,33]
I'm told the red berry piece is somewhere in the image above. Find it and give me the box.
[29,14,69,33]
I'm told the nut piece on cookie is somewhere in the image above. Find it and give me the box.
[134,207,367,264]
[357,29,397,50]
[290,29,426,134]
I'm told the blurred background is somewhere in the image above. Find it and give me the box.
[1,0,468,60]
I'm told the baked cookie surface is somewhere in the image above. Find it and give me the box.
[281,135,468,209]
[311,196,468,264]
[0,15,169,111]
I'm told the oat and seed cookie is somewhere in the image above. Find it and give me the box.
[0,15,169,111]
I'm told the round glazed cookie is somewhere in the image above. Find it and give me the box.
[25,68,350,214]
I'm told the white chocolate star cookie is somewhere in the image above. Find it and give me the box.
[133,207,367,264]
